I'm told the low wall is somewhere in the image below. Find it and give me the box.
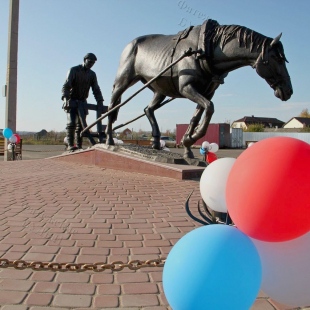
[121,139,151,146]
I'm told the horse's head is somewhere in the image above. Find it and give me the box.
[253,33,293,101]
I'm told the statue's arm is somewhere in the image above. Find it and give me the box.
[61,68,74,101]
[91,72,104,104]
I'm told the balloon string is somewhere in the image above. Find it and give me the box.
[185,190,210,225]
[198,200,214,225]
[226,212,232,225]
[185,191,233,226]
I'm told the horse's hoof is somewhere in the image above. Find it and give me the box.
[183,149,195,159]
[152,142,161,150]
[106,138,115,146]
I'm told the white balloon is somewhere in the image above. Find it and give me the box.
[199,157,236,213]
[9,135,17,143]
[113,138,118,144]
[202,141,210,149]
[160,140,165,148]
[209,142,219,153]
[253,232,310,308]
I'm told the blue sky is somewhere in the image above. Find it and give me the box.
[0,0,309,132]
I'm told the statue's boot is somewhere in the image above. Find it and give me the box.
[66,128,77,151]
[75,131,83,150]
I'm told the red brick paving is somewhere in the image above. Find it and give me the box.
[0,159,308,309]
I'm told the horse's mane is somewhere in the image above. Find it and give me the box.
[212,25,272,53]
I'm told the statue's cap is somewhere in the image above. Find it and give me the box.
[84,53,97,61]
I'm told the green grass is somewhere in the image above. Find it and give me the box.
[243,124,265,132]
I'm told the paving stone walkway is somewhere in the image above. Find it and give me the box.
[0,159,307,309]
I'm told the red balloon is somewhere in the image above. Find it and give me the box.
[13,134,20,144]
[206,152,217,164]
[226,137,310,242]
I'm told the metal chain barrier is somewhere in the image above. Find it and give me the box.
[0,258,166,272]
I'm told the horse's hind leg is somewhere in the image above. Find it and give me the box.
[144,93,166,149]
[105,85,123,145]
[106,42,140,145]
[106,75,140,145]
[106,73,143,145]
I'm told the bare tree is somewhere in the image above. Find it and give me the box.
[299,108,310,118]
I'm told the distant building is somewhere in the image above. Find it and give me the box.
[231,116,285,129]
[122,128,132,138]
[283,117,310,128]
[34,129,48,140]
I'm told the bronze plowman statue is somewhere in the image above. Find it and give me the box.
[105,19,293,158]
[62,53,105,151]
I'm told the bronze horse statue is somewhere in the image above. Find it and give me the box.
[105,20,293,158]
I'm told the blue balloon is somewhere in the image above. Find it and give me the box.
[163,225,262,310]
[2,127,13,139]
[199,147,207,155]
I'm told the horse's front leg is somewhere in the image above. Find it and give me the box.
[180,84,214,158]
[181,106,204,158]
[190,101,214,141]
[144,93,166,150]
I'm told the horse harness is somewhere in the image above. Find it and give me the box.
[197,19,227,85]
[169,19,227,96]
[170,25,194,94]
